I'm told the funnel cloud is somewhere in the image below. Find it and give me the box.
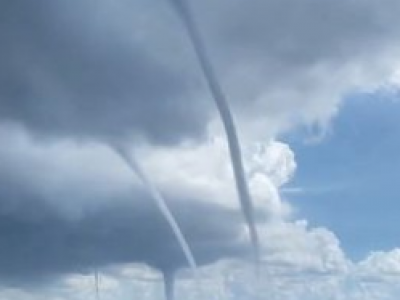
[168,0,260,267]
[112,144,198,274]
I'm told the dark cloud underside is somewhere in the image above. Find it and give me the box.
[0,0,210,144]
[0,184,246,285]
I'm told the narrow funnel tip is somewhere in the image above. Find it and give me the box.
[163,270,175,300]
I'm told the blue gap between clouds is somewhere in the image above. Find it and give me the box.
[281,92,400,261]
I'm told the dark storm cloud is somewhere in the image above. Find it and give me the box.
[182,0,400,122]
[215,0,391,63]
[197,0,400,75]
[0,173,247,285]
[2,0,400,142]
[0,132,248,284]
[0,0,210,144]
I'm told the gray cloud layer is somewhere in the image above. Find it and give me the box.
[0,0,210,144]
[0,131,247,285]
[0,176,246,285]
[3,0,400,144]
[183,0,400,133]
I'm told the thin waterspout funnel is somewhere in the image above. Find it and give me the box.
[168,0,260,264]
[163,270,175,300]
[95,268,100,300]
[111,144,198,275]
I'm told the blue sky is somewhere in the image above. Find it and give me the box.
[285,92,400,260]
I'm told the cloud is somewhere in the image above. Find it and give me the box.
[0,127,251,284]
[188,0,400,137]
[0,123,298,283]
[2,0,400,144]
[356,249,400,279]
[0,125,400,299]
[1,113,399,300]
[3,224,400,300]
[0,0,211,144]
[3,124,399,300]
[2,0,400,299]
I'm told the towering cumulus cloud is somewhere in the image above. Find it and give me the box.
[168,0,259,266]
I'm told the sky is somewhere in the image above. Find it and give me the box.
[1,0,400,299]
[285,93,400,261]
